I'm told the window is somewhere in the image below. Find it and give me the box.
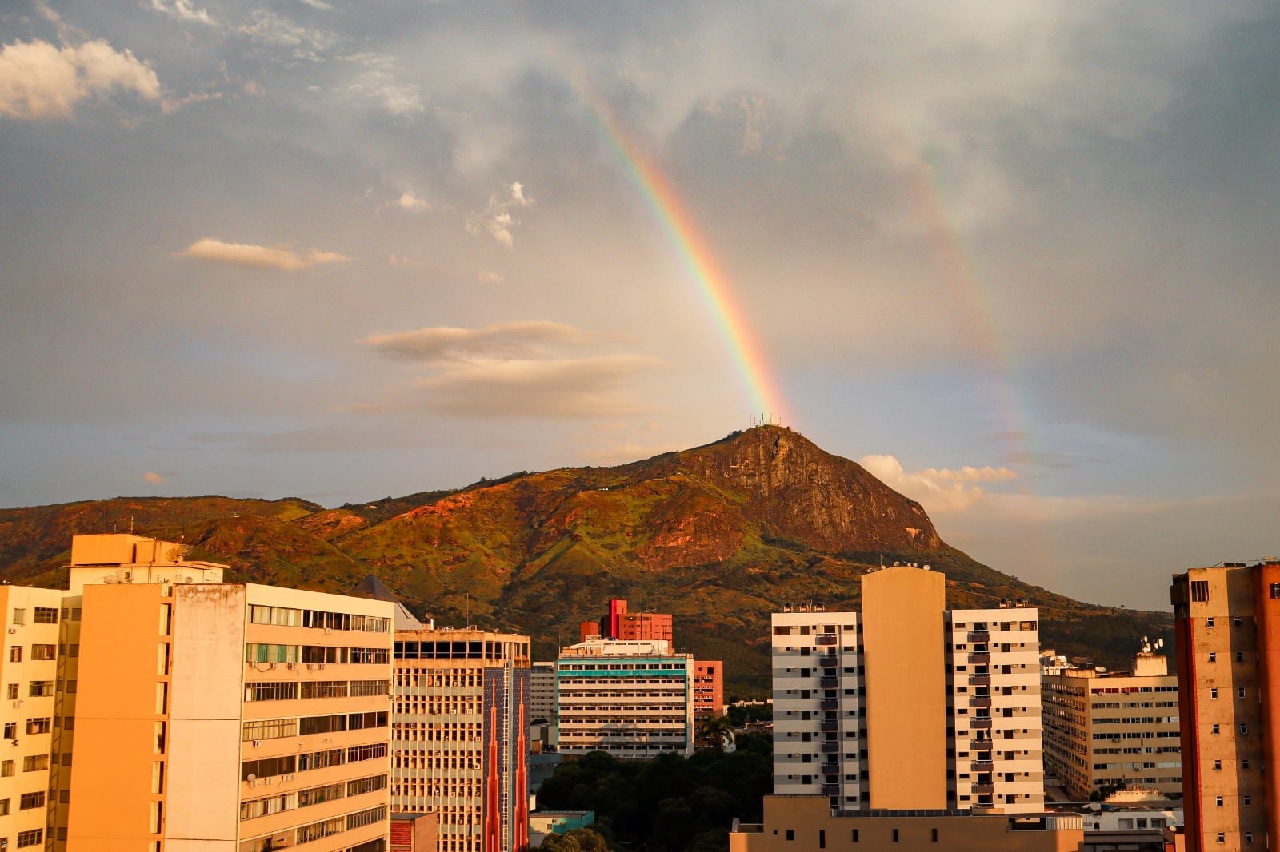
[1241,723,1249,734]
[8,647,20,663]
[25,718,49,735]
[19,790,44,809]
[1212,724,1220,734]
[30,644,54,661]
[1217,796,1224,807]
[0,799,7,815]
[1207,617,1215,627]
[5,684,16,700]
[1272,583,1280,599]
[1,761,13,777]
[11,609,24,626]
[1243,759,1250,769]
[1217,834,1225,845]
[1213,760,1222,770]
[22,754,48,772]
[785,830,795,841]
[2,723,13,740]
[1191,581,1210,602]
[1239,688,1247,699]
[32,608,56,624]
[1234,617,1243,627]
[1211,688,1219,699]
[1237,651,1245,662]
[1246,833,1254,844]
[893,829,900,843]
[28,681,53,697]
[16,829,41,848]
[1245,795,1252,806]
[1209,652,1216,663]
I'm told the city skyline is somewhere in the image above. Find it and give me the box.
[2,2,1278,611]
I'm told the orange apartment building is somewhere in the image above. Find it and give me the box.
[693,660,724,719]
[47,533,396,852]
[1172,559,1280,851]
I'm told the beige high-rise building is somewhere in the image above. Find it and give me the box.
[392,627,530,852]
[1042,649,1181,800]
[0,585,65,852]
[52,534,395,852]
[1171,560,1280,852]
[771,565,1043,814]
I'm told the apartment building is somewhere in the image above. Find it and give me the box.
[771,565,1044,814]
[50,533,396,852]
[1042,649,1181,800]
[556,639,694,758]
[578,599,672,644]
[1171,560,1280,851]
[0,585,65,852]
[529,662,557,725]
[947,608,1044,811]
[693,660,723,719]
[391,628,530,852]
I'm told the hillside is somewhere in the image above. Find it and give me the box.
[0,426,1171,692]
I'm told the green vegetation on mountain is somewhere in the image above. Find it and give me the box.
[0,426,1171,691]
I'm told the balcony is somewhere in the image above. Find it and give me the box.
[971,717,992,730]
[822,784,840,796]
[967,631,990,643]
[819,655,838,669]
[820,699,839,711]
[819,677,839,689]
[969,653,990,665]
[815,634,837,646]
[973,784,995,794]
[821,742,839,754]
[971,760,994,772]
[970,740,992,752]
[821,763,840,775]
[969,696,992,709]
[969,673,991,686]
[820,720,839,733]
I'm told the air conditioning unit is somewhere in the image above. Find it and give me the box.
[9,740,16,747]
[253,740,262,747]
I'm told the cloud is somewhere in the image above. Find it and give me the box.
[0,39,161,120]
[342,52,424,115]
[396,191,429,212]
[147,0,214,26]
[419,355,663,418]
[860,454,1017,512]
[477,269,503,284]
[236,9,339,61]
[178,238,352,271]
[363,321,587,363]
[466,182,535,248]
[142,471,167,483]
[296,0,334,9]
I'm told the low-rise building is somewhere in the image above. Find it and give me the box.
[1042,648,1181,800]
[556,639,693,758]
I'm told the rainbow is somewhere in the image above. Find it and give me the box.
[569,80,790,426]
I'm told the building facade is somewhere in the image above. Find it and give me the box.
[556,639,694,758]
[771,566,1044,814]
[54,533,396,852]
[0,585,65,852]
[1042,651,1181,800]
[528,663,557,725]
[693,660,724,720]
[1171,560,1280,851]
[391,628,530,852]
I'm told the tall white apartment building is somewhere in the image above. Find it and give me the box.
[946,608,1044,811]
[771,565,1044,814]
[556,639,694,759]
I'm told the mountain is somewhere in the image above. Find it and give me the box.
[0,426,1171,692]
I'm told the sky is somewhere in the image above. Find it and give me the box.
[2,1,1278,611]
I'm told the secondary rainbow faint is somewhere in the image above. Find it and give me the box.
[569,76,789,427]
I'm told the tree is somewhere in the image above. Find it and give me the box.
[539,828,610,852]
[696,715,736,751]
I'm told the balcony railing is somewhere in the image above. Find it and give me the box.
[971,760,994,772]
[969,674,991,686]
[969,697,992,708]
[971,717,992,729]
[820,677,839,689]
[816,634,837,646]
[969,653,990,664]
[820,720,839,733]
[821,742,839,753]
[819,656,838,669]
[967,631,990,643]
[820,699,839,711]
